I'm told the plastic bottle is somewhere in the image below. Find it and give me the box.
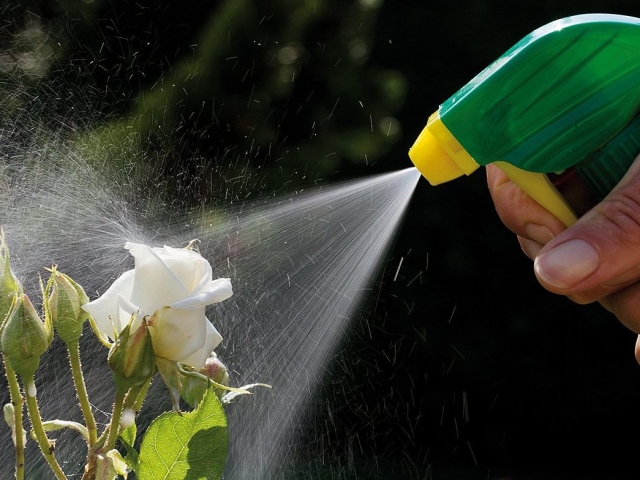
[408,13,640,226]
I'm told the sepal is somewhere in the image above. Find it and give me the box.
[108,316,157,391]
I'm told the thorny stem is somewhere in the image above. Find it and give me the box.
[83,380,151,479]
[92,388,137,449]
[83,387,129,480]
[4,356,25,480]
[105,387,127,451]
[67,340,98,446]
[23,374,67,480]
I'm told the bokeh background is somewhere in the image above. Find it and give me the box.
[3,1,640,479]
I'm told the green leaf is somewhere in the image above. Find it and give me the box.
[137,389,228,480]
[120,422,139,471]
[38,419,89,441]
[120,421,137,448]
[222,382,271,404]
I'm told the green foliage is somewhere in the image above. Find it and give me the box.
[137,389,228,480]
[120,423,139,470]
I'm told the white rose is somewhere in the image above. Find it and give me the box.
[82,242,232,369]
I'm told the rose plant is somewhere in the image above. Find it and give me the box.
[0,232,265,480]
[83,242,232,369]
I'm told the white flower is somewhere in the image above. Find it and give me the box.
[82,242,232,369]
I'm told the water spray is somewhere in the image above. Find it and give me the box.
[409,13,640,225]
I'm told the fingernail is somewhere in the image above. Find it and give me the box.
[525,224,554,244]
[534,239,600,288]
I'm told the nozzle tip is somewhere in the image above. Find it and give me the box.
[409,126,465,185]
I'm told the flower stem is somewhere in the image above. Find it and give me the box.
[124,377,152,412]
[84,386,129,479]
[3,356,25,480]
[67,340,98,446]
[23,374,67,480]
[105,387,127,451]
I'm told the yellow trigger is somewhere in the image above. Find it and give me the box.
[494,161,578,227]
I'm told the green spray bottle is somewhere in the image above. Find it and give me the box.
[409,13,640,226]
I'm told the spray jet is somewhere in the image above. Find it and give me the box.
[409,13,640,226]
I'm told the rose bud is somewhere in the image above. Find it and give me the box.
[200,352,230,387]
[45,268,90,344]
[0,231,18,330]
[108,316,157,391]
[180,352,230,407]
[1,293,53,381]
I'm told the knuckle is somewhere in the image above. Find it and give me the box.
[598,190,640,246]
[493,185,535,232]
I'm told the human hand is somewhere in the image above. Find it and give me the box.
[486,159,640,363]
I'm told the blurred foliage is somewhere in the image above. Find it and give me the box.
[1,0,405,206]
[3,1,640,479]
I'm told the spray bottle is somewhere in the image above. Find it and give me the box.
[409,13,640,226]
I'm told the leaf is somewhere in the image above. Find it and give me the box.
[120,421,136,447]
[222,383,271,404]
[137,390,228,480]
[38,419,89,441]
[120,422,139,471]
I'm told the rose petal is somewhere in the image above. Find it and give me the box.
[170,278,233,310]
[116,294,142,332]
[82,270,135,339]
[126,243,188,313]
[179,320,223,369]
[148,307,208,363]
[159,245,212,292]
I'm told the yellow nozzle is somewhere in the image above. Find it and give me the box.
[409,111,480,185]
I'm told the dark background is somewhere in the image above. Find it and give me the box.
[3,1,640,478]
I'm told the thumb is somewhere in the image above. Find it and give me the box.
[533,157,640,303]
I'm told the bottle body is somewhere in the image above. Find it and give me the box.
[410,14,640,224]
[441,14,640,176]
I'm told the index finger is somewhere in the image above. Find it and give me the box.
[486,164,567,241]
